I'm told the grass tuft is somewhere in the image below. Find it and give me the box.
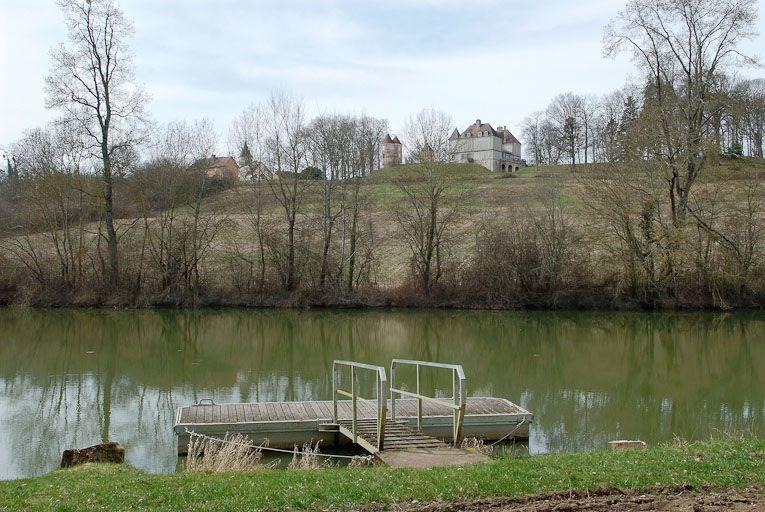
[185,433,274,473]
[287,441,333,470]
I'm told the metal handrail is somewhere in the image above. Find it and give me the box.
[332,360,388,450]
[390,359,467,445]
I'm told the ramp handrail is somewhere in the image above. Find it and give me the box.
[332,360,388,450]
[390,359,466,445]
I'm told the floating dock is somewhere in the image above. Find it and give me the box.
[174,359,533,468]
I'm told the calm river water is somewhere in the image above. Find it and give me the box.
[0,308,763,480]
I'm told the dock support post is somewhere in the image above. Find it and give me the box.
[332,363,338,423]
[416,363,422,431]
[377,376,386,451]
[390,364,396,421]
[351,366,357,444]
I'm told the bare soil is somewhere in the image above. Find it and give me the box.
[352,486,765,511]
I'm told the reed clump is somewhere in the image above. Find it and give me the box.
[288,441,333,470]
[185,433,272,473]
[461,437,494,456]
[347,456,373,468]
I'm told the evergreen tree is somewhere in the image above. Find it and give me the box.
[239,141,254,167]
[617,95,639,161]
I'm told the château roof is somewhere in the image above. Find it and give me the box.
[382,134,402,145]
[461,119,500,138]
[191,155,239,172]
[189,155,240,180]
[453,119,520,145]
[496,126,520,144]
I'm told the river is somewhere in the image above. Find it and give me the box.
[0,308,762,479]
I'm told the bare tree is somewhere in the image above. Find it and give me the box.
[397,107,461,296]
[132,119,225,302]
[344,115,386,292]
[1,125,94,289]
[308,114,353,289]
[740,79,765,158]
[402,107,453,163]
[395,173,462,296]
[521,112,545,167]
[262,91,309,292]
[578,94,600,165]
[604,0,759,225]
[228,104,272,292]
[539,119,563,165]
[595,89,628,162]
[45,0,149,289]
[547,93,583,169]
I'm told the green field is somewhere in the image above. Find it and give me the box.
[1,437,763,511]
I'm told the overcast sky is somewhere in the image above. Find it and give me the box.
[1,0,764,149]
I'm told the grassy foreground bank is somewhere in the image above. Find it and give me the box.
[0,438,763,511]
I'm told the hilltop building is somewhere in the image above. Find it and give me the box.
[381,134,402,167]
[449,120,523,172]
[191,155,240,180]
[417,144,436,164]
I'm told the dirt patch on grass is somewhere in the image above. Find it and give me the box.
[354,485,765,511]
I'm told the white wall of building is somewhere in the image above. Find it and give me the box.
[450,135,522,171]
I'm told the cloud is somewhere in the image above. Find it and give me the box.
[1,0,763,146]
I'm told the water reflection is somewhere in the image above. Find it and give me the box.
[0,309,763,479]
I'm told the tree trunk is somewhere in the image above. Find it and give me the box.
[319,227,332,288]
[286,214,296,291]
[102,143,119,290]
[347,181,360,293]
[584,122,589,165]
[422,201,437,296]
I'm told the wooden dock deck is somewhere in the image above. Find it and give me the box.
[174,359,533,468]
[174,397,531,454]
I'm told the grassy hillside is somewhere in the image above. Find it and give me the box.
[1,159,764,309]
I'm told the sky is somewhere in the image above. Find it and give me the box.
[1,0,764,151]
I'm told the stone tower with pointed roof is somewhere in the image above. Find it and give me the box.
[381,134,402,168]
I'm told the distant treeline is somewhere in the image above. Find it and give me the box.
[522,76,764,168]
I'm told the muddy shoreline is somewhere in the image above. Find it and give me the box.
[352,485,765,511]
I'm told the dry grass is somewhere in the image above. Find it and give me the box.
[287,441,334,470]
[461,437,494,456]
[185,433,273,473]
[347,455,374,468]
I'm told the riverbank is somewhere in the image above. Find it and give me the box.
[0,437,763,511]
[1,284,763,311]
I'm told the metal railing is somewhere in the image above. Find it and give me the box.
[332,360,388,450]
[390,359,467,445]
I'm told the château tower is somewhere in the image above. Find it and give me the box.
[381,134,402,167]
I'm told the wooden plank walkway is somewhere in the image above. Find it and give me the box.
[178,397,528,424]
[337,418,448,453]
[336,418,489,468]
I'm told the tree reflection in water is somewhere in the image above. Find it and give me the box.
[0,309,762,479]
